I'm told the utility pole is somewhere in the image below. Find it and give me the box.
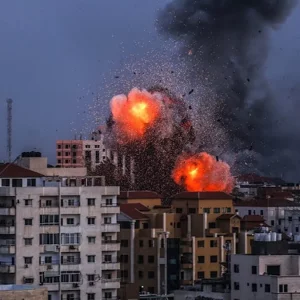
[6,99,13,162]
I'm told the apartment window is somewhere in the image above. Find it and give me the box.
[248,210,251,215]
[209,222,216,229]
[88,236,96,244]
[234,282,240,290]
[24,238,33,246]
[139,240,144,247]
[87,217,95,225]
[227,207,231,213]
[24,218,33,226]
[203,208,210,213]
[39,233,59,245]
[198,240,205,247]
[85,145,91,149]
[271,220,275,226]
[234,264,239,273]
[260,210,264,215]
[267,265,280,276]
[40,215,59,225]
[95,151,100,163]
[148,240,154,247]
[104,254,112,262]
[87,255,96,263]
[197,272,204,279]
[57,159,61,164]
[252,283,257,292]
[138,271,143,279]
[213,208,220,213]
[148,256,155,263]
[188,208,196,214]
[24,257,33,264]
[61,233,80,245]
[252,266,257,274]
[66,218,75,225]
[61,271,80,283]
[120,255,129,263]
[104,217,111,224]
[72,159,77,165]
[23,277,34,284]
[288,216,292,222]
[121,270,128,279]
[12,179,22,187]
[44,256,52,264]
[87,198,95,206]
[105,198,113,206]
[65,145,70,149]
[210,271,217,278]
[176,208,183,213]
[265,284,271,293]
[87,294,95,300]
[1,179,10,186]
[138,255,144,264]
[57,144,62,149]
[24,199,32,206]
[210,256,217,263]
[148,287,155,294]
[177,222,181,228]
[121,240,128,247]
[45,200,52,207]
[27,179,36,187]
[198,256,205,263]
[210,240,217,247]
[148,271,155,279]
[104,292,112,299]
[279,284,288,293]
[87,274,95,282]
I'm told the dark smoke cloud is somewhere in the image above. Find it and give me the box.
[158,0,298,179]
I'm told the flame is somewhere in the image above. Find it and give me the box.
[110,88,161,142]
[172,152,234,192]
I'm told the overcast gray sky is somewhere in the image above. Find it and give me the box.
[0,0,299,165]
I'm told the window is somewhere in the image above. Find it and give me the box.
[61,233,80,245]
[248,210,251,215]
[226,207,231,213]
[66,218,74,225]
[148,239,154,247]
[203,208,210,213]
[87,255,95,263]
[208,222,216,229]
[120,255,129,263]
[265,284,271,293]
[45,200,52,207]
[297,227,299,233]
[138,255,144,264]
[104,292,112,299]
[213,208,220,213]
[121,270,128,278]
[85,145,91,149]
[252,266,257,274]
[87,274,95,281]
[61,271,80,283]
[87,198,95,206]
[12,179,22,187]
[148,256,154,263]
[121,240,128,247]
[176,208,183,213]
[267,265,280,276]
[105,198,113,206]
[288,216,292,222]
[210,256,217,263]
[188,208,196,214]
[260,210,264,215]
[24,238,33,246]
[104,254,112,263]
[139,240,144,247]
[234,282,240,290]
[95,151,100,163]
[45,256,52,264]
[24,218,33,226]
[198,240,205,247]
[24,257,33,264]
[138,271,143,279]
[210,271,217,278]
[234,264,239,273]
[88,236,96,244]
[104,217,111,224]
[197,271,204,279]
[40,215,59,225]
[87,294,95,300]
[23,277,34,284]
[87,217,95,225]
[1,179,10,186]
[27,179,36,187]
[148,271,155,279]
[271,220,275,226]
[39,233,59,245]
[279,284,288,293]
[210,240,217,247]
[57,144,62,149]
[198,256,205,263]
[252,283,257,292]
[24,199,32,206]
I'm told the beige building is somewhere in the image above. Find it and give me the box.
[0,284,47,300]
[0,163,120,300]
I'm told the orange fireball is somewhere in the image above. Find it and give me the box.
[110,88,161,142]
[172,152,234,192]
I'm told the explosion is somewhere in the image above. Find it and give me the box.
[110,88,162,143]
[172,152,234,193]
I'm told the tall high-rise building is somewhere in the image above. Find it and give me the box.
[0,163,120,300]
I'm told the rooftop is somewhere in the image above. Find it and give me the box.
[0,163,44,178]
[120,203,150,220]
[217,214,241,220]
[172,191,232,200]
[235,198,300,208]
[119,191,162,199]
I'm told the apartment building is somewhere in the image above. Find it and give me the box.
[0,163,120,300]
[117,191,252,300]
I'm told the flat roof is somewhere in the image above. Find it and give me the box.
[0,284,43,291]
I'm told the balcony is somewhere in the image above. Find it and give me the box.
[102,262,120,270]
[61,295,80,300]
[0,245,15,254]
[101,278,121,289]
[39,264,59,273]
[60,245,80,252]
[0,226,15,235]
[0,264,15,273]
[101,240,120,252]
[101,223,120,233]
[0,208,15,215]
[101,203,119,214]
[61,258,81,265]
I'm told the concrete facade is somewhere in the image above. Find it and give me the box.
[0,171,120,300]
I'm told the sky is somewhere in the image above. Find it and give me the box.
[0,0,300,166]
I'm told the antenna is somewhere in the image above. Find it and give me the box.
[6,99,12,162]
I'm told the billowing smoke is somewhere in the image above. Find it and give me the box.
[158,0,298,177]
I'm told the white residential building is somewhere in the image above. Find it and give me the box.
[231,254,300,300]
[0,163,120,300]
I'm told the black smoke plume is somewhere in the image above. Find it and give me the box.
[158,0,297,177]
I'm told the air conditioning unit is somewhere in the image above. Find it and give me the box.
[47,265,53,270]
[24,264,28,268]
[69,245,75,250]
[89,281,95,286]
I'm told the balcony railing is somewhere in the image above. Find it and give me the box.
[61,258,81,265]
[102,278,121,283]
[0,239,15,246]
[102,240,120,244]
[101,202,119,207]
[40,260,59,265]
[61,296,80,300]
